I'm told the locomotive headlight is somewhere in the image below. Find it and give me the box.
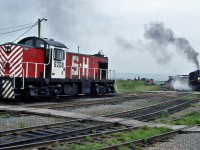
[6,46,11,52]
[198,77,200,81]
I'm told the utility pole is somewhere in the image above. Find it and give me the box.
[78,46,80,53]
[38,19,41,38]
[38,18,47,38]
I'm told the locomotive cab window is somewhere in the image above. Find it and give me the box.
[54,49,65,61]
[24,39,33,47]
[36,39,45,48]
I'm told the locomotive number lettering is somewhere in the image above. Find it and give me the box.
[54,61,64,68]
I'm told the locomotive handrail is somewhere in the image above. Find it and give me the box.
[20,62,45,78]
[0,61,115,80]
[43,48,52,78]
[13,72,15,88]
[35,63,37,78]
[0,61,45,78]
[22,68,25,89]
[94,68,96,80]
[99,69,102,80]
[65,66,115,80]
[23,48,52,78]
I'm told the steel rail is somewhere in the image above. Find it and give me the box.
[103,94,197,118]
[0,119,79,136]
[0,125,140,150]
[96,130,181,150]
[103,100,197,122]
[102,100,178,117]
[133,100,196,121]
[0,120,111,147]
[28,95,149,109]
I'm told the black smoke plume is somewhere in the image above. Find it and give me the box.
[144,23,199,69]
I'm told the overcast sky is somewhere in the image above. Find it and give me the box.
[0,0,200,75]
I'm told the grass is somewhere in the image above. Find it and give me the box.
[0,113,13,118]
[54,126,171,150]
[116,80,161,93]
[179,94,200,101]
[18,123,26,128]
[164,111,200,126]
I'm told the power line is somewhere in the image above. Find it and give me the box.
[0,25,36,35]
[12,22,38,42]
[0,19,47,43]
[0,22,35,31]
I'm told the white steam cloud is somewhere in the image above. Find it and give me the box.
[172,79,192,91]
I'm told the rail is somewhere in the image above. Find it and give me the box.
[0,122,136,150]
[96,130,180,150]
[103,99,199,121]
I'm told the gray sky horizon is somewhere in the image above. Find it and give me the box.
[0,0,200,75]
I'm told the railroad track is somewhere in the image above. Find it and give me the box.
[96,130,181,150]
[103,97,198,121]
[0,123,182,150]
[27,95,151,109]
[0,120,134,150]
[26,92,183,110]
[0,92,194,149]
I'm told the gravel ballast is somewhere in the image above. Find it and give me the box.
[145,133,200,150]
[0,115,65,131]
[66,97,170,116]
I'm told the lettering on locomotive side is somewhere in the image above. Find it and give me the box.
[54,61,64,68]
[71,55,89,76]
[72,56,79,75]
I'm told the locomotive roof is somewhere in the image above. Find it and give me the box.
[17,36,68,48]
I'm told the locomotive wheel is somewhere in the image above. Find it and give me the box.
[72,83,78,95]
[63,84,71,95]
[23,89,35,100]
[63,83,78,96]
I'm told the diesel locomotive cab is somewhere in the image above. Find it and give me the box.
[17,37,68,98]
[18,37,68,78]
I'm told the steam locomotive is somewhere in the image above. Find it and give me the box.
[0,36,115,100]
[189,70,200,90]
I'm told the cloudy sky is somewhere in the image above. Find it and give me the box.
[1,0,200,75]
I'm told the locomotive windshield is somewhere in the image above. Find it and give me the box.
[54,48,65,61]
[24,39,33,47]
[36,39,45,48]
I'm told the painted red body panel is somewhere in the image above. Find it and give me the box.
[66,52,108,79]
[22,47,45,78]
[21,48,108,79]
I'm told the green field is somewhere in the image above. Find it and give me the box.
[116,80,161,93]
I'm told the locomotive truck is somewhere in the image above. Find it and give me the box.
[0,36,116,100]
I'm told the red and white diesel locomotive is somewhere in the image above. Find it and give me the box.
[0,36,115,100]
